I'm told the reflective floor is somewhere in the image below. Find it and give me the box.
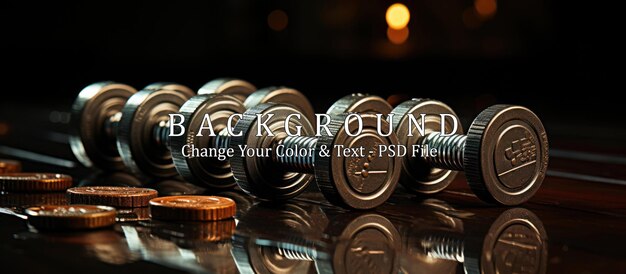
[2,170,626,273]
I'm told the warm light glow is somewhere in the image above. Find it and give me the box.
[474,0,497,18]
[0,122,9,136]
[268,9,288,31]
[386,3,410,30]
[387,27,409,44]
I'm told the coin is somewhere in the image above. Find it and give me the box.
[0,173,72,192]
[0,159,21,174]
[25,205,116,230]
[149,195,236,221]
[67,186,158,207]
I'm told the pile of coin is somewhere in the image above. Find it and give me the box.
[0,159,237,231]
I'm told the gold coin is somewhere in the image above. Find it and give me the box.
[25,205,116,230]
[150,195,236,221]
[0,173,72,192]
[67,186,157,207]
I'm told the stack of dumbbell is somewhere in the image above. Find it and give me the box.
[0,78,548,231]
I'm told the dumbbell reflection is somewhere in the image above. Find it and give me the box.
[232,202,400,274]
[232,199,547,274]
[394,202,548,274]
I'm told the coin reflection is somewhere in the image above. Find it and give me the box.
[233,202,323,274]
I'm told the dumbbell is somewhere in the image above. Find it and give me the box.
[70,78,316,179]
[118,81,316,178]
[391,99,548,205]
[69,81,196,170]
[226,103,401,209]
[170,92,394,191]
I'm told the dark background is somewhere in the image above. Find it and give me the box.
[0,1,622,147]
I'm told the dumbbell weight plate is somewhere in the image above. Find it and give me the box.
[230,103,315,200]
[391,99,464,194]
[315,113,401,209]
[243,87,316,126]
[326,93,392,116]
[117,89,192,177]
[69,82,137,170]
[170,94,247,189]
[197,78,257,103]
[144,82,195,98]
[464,105,548,205]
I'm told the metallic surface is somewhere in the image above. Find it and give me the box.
[116,89,192,178]
[149,195,237,221]
[315,113,401,209]
[326,93,392,116]
[69,82,137,170]
[243,87,316,125]
[464,105,549,205]
[0,173,73,192]
[197,78,257,103]
[143,82,196,98]
[230,103,315,200]
[391,99,464,194]
[25,205,117,230]
[67,186,158,207]
[170,94,246,189]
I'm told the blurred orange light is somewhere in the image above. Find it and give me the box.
[474,0,497,18]
[386,3,410,30]
[0,122,9,136]
[268,9,288,31]
[387,27,409,45]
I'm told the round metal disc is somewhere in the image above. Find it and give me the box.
[143,82,196,98]
[197,78,257,103]
[117,89,192,177]
[315,113,401,209]
[243,87,316,126]
[464,208,548,274]
[170,94,247,189]
[326,93,392,116]
[464,105,548,205]
[391,99,464,194]
[230,103,315,200]
[69,82,137,170]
